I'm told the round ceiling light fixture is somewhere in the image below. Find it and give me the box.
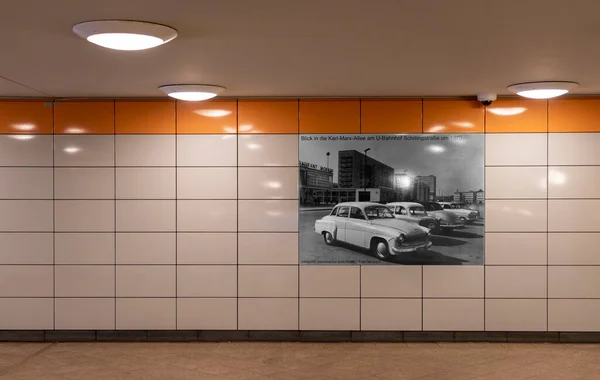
[159,84,226,101]
[73,20,178,51]
[507,81,579,99]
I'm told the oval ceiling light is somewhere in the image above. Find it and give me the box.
[159,84,226,101]
[73,20,177,51]
[507,81,579,99]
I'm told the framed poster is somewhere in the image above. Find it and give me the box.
[299,134,484,265]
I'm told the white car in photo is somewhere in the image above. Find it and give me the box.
[438,202,479,223]
[387,202,439,231]
[314,202,433,260]
[419,202,465,231]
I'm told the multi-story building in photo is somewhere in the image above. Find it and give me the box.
[416,175,436,201]
[338,150,394,189]
[453,189,485,204]
[299,161,334,205]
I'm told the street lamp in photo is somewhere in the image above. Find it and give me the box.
[363,148,371,194]
[326,152,330,169]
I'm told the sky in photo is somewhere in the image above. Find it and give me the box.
[300,134,484,195]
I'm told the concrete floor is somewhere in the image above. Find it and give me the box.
[0,342,599,380]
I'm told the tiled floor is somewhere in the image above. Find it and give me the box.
[0,342,599,380]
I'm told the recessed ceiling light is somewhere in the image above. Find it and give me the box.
[159,84,226,101]
[73,20,177,51]
[507,81,579,99]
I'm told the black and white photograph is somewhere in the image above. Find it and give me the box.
[299,134,485,265]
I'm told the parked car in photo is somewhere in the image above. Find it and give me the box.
[386,202,439,230]
[419,201,465,231]
[314,202,432,260]
[438,202,479,223]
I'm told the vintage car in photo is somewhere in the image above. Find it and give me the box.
[438,202,479,223]
[314,202,432,260]
[419,201,465,231]
[386,202,439,230]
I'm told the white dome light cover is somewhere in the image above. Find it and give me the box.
[159,84,226,101]
[507,81,579,99]
[73,20,178,50]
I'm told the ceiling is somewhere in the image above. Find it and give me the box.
[2,0,600,98]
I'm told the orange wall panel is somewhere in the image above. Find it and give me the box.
[238,100,298,134]
[54,101,115,134]
[486,99,547,133]
[299,99,360,134]
[115,101,175,134]
[423,99,484,133]
[0,101,53,134]
[361,99,422,133]
[177,100,237,134]
[549,98,600,132]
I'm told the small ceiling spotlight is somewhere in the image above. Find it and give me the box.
[507,81,579,99]
[159,84,226,101]
[73,20,178,51]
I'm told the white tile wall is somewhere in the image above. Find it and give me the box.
[485,266,547,298]
[361,299,422,331]
[0,298,54,329]
[0,200,53,232]
[177,233,237,264]
[55,233,114,264]
[4,127,600,334]
[238,233,298,265]
[485,299,547,331]
[54,135,114,166]
[54,168,114,199]
[423,266,484,298]
[549,200,600,232]
[115,135,175,166]
[238,200,298,232]
[486,133,547,166]
[177,298,237,330]
[55,298,115,330]
[485,233,547,265]
[485,200,547,232]
[238,298,299,330]
[177,200,237,232]
[0,233,53,264]
[116,168,176,199]
[548,133,600,166]
[116,200,176,232]
[238,135,299,166]
[116,233,176,264]
[238,266,298,297]
[177,167,237,199]
[548,233,600,265]
[55,200,114,232]
[0,168,53,199]
[485,167,547,199]
[423,299,484,331]
[177,135,237,166]
[299,298,360,331]
[116,298,176,330]
[0,135,53,166]
[238,167,299,199]
[116,265,176,297]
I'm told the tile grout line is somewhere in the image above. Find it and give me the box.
[114,100,117,330]
[297,99,301,330]
[546,102,550,332]
[52,100,56,330]
[175,102,178,330]
[483,108,487,331]
[236,99,239,331]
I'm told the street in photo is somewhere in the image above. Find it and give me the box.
[299,134,485,265]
